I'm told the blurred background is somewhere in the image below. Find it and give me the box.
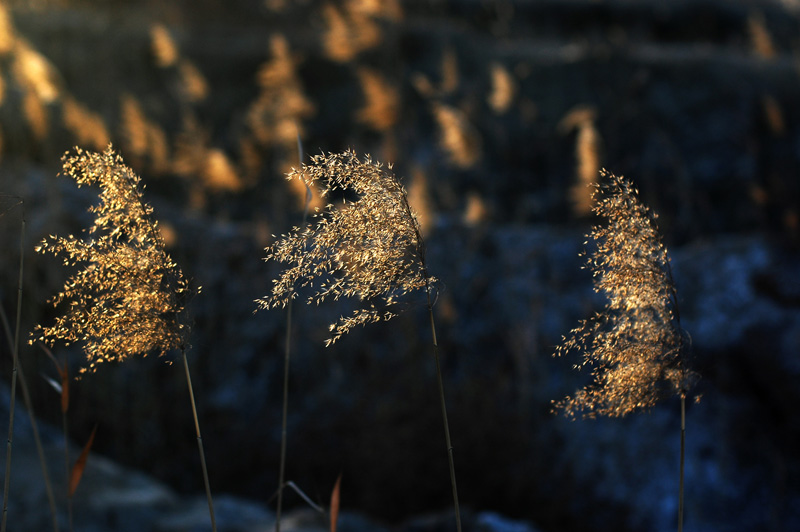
[1,0,799,531]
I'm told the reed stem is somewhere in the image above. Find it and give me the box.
[0,307,58,532]
[63,407,72,532]
[275,299,292,532]
[678,391,686,532]
[426,288,462,532]
[1,214,24,532]
[181,349,216,532]
[275,132,308,532]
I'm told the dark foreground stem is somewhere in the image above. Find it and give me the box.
[1,216,24,532]
[0,307,58,532]
[275,299,293,532]
[426,291,462,532]
[275,131,308,532]
[181,350,217,532]
[63,408,72,532]
[678,392,686,532]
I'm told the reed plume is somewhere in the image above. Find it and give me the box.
[553,171,697,532]
[33,147,189,372]
[33,146,217,531]
[554,171,695,418]
[257,150,432,345]
[258,150,462,532]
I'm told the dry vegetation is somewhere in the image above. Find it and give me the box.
[0,1,798,531]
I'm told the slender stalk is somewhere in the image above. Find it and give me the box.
[678,391,686,532]
[181,349,216,532]
[0,308,58,532]
[275,300,292,532]
[426,287,462,532]
[1,214,24,532]
[275,132,309,532]
[63,405,72,532]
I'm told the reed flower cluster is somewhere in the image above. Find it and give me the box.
[257,150,431,345]
[32,146,190,373]
[554,171,695,418]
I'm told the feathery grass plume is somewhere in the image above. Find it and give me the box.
[761,94,785,137]
[432,103,481,170]
[355,67,399,132]
[150,24,179,68]
[0,4,15,56]
[487,62,516,115]
[119,94,171,174]
[748,11,776,59]
[61,96,111,152]
[11,39,60,103]
[176,60,209,103]
[257,150,432,345]
[245,34,315,157]
[258,150,463,532]
[553,171,698,532]
[33,146,217,530]
[32,147,190,373]
[321,2,381,63]
[439,47,460,95]
[553,171,696,419]
[558,106,601,217]
[172,116,243,195]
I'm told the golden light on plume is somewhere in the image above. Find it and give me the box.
[748,12,776,59]
[12,40,60,103]
[432,103,481,169]
[62,96,110,151]
[150,24,179,68]
[487,62,516,114]
[321,2,381,63]
[356,67,399,131]
[558,105,602,217]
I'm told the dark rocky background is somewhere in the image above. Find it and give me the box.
[1,0,799,531]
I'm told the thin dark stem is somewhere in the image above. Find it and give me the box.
[1,216,24,532]
[181,349,217,532]
[275,131,308,532]
[20,361,59,532]
[0,308,58,532]
[426,287,462,532]
[275,299,292,532]
[678,391,686,532]
[63,409,72,532]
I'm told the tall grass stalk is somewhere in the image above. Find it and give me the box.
[552,171,696,532]
[0,198,57,532]
[679,391,686,532]
[258,150,462,532]
[181,348,216,532]
[275,134,310,532]
[0,311,58,532]
[426,293,461,532]
[62,387,72,532]
[1,201,24,532]
[33,147,217,531]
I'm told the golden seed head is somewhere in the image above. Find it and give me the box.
[33,146,190,373]
[554,171,697,418]
[256,150,432,344]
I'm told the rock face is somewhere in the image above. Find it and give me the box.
[0,1,799,532]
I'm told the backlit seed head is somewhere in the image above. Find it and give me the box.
[553,171,697,418]
[33,146,190,373]
[256,150,432,344]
